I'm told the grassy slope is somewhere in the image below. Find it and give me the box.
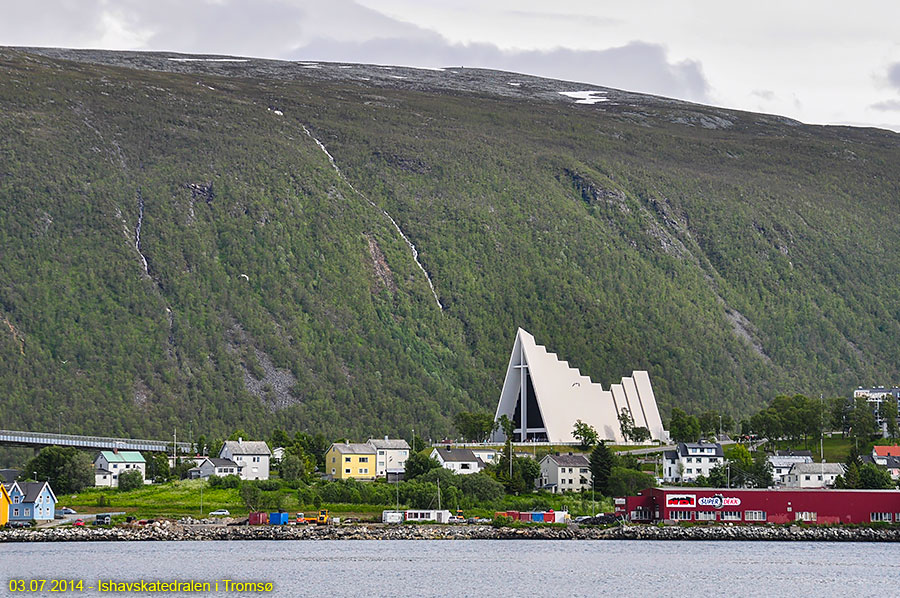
[1,49,899,445]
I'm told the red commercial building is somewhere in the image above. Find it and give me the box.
[617,487,900,525]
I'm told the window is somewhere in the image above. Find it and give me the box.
[669,511,692,521]
[345,457,351,463]
[331,468,335,475]
[461,463,471,470]
[360,468,369,474]
[378,451,384,455]
[722,511,741,521]
[24,508,30,517]
[580,468,588,474]
[745,511,767,522]
[345,468,351,474]
[253,457,260,463]
[697,511,716,521]
[871,512,892,522]
[332,457,335,463]
[686,469,692,474]
[13,509,19,517]
[804,475,811,481]
[795,512,817,522]
[359,457,369,463]
[686,457,693,463]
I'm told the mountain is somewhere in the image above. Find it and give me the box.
[1,47,898,443]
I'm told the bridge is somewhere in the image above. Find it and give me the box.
[0,429,192,453]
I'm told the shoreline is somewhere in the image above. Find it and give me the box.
[4,522,900,542]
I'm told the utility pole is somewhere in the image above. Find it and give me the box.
[726,462,731,489]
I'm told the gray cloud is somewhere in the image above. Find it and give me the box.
[871,99,900,112]
[291,35,710,101]
[0,0,709,102]
[888,63,900,90]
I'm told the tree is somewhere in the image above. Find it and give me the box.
[24,446,93,494]
[240,483,263,511]
[859,463,893,489]
[515,456,541,489]
[405,452,440,480]
[618,409,635,442]
[605,467,655,497]
[631,427,651,443]
[279,454,306,481]
[879,399,899,440]
[453,411,498,442]
[146,453,170,483]
[668,408,700,443]
[849,397,877,446]
[572,419,599,449]
[589,442,615,495]
[117,469,143,492]
[698,411,720,437]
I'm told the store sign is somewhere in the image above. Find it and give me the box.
[697,494,741,509]
[665,494,696,507]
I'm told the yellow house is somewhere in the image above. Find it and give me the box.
[0,483,11,527]
[325,443,377,480]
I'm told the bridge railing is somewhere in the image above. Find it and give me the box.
[0,429,192,452]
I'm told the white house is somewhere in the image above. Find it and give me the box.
[784,462,844,488]
[663,442,724,483]
[93,450,146,488]
[366,437,410,479]
[219,438,272,481]
[472,449,498,466]
[768,450,814,485]
[538,453,591,493]
[431,447,484,475]
[188,458,240,479]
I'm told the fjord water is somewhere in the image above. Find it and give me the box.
[1,539,893,597]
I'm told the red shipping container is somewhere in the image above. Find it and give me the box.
[506,510,519,520]
[520,512,533,522]
[249,511,268,525]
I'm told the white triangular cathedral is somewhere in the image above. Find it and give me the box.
[492,329,668,443]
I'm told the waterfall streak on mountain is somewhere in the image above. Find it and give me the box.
[301,124,443,310]
[135,191,149,275]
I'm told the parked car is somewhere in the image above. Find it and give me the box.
[448,516,465,523]
[73,519,85,527]
[209,509,230,516]
[59,507,77,515]
[7,521,33,528]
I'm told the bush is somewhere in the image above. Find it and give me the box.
[253,479,282,491]
[208,474,241,489]
[117,470,144,492]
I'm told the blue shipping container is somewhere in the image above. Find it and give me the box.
[532,512,544,523]
[269,512,289,525]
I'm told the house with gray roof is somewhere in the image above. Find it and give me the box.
[219,438,272,480]
[6,480,56,522]
[366,437,411,479]
[784,462,844,488]
[430,447,484,475]
[538,453,591,493]
[188,458,240,479]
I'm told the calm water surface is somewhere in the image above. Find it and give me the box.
[1,540,895,597]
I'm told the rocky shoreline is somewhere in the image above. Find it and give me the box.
[4,521,900,542]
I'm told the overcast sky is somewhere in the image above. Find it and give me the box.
[3,0,899,131]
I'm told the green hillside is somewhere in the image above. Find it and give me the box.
[1,48,898,443]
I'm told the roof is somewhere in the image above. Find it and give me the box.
[677,442,724,457]
[788,463,845,475]
[221,440,272,456]
[775,450,813,457]
[432,447,480,463]
[769,455,813,467]
[367,438,411,450]
[492,328,667,444]
[663,450,678,460]
[207,458,238,468]
[0,469,20,484]
[94,469,112,475]
[21,481,56,503]
[873,446,900,457]
[863,455,900,468]
[329,442,376,455]
[544,453,590,467]
[98,451,146,463]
